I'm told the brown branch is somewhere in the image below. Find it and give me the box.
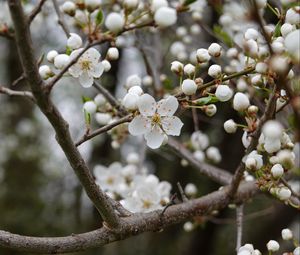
[51,0,70,36]
[76,114,133,147]
[28,0,47,24]
[0,182,258,254]
[235,204,244,252]
[0,30,15,40]
[8,0,120,229]
[0,85,35,102]
[167,137,233,185]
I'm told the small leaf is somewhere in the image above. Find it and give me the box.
[213,25,233,47]
[163,78,173,90]
[84,110,91,125]
[274,21,282,37]
[194,96,219,106]
[82,96,92,103]
[96,9,104,26]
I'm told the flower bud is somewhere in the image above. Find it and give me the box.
[171,61,184,75]
[245,157,257,171]
[123,0,139,10]
[183,222,194,232]
[126,152,139,164]
[95,113,112,125]
[281,228,293,240]
[85,0,101,12]
[277,187,291,200]
[193,150,205,162]
[67,33,82,50]
[281,23,294,37]
[142,75,153,87]
[184,183,198,196]
[154,7,177,27]
[196,48,211,63]
[271,163,284,178]
[255,62,268,74]
[182,79,197,95]
[105,12,125,33]
[204,104,217,117]
[208,43,222,57]
[83,101,97,114]
[125,74,141,88]
[54,54,70,69]
[101,60,111,72]
[106,47,119,60]
[128,85,143,96]
[122,93,139,110]
[215,85,233,102]
[233,92,250,111]
[46,50,58,63]
[61,1,76,16]
[262,120,283,139]
[266,240,280,252]
[39,65,53,80]
[224,119,237,133]
[208,64,222,78]
[183,64,195,76]
[206,146,221,163]
[94,94,107,106]
[244,28,259,40]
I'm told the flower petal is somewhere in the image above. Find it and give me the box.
[69,63,82,78]
[157,96,178,116]
[161,116,183,136]
[89,62,104,78]
[128,115,151,136]
[85,47,101,62]
[144,125,165,149]
[79,72,94,87]
[137,94,157,116]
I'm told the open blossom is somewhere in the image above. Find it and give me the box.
[68,48,104,88]
[128,94,183,149]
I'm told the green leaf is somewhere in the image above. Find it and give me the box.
[162,78,173,90]
[96,9,104,26]
[183,0,197,6]
[194,96,219,106]
[274,21,282,38]
[66,46,72,55]
[84,110,91,125]
[81,96,92,103]
[213,25,233,47]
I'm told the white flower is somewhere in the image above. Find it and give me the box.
[281,228,293,240]
[255,62,268,74]
[238,244,254,255]
[105,12,125,33]
[244,39,258,58]
[128,86,143,96]
[266,240,280,252]
[95,113,112,125]
[61,1,76,16]
[233,92,250,111]
[39,65,53,80]
[67,33,82,50]
[215,85,233,102]
[281,23,294,37]
[285,7,300,25]
[208,43,222,57]
[262,120,283,139]
[244,28,259,40]
[122,93,139,110]
[142,75,153,87]
[171,61,184,75]
[126,152,140,164]
[83,101,97,114]
[54,54,70,69]
[206,146,221,163]
[196,48,211,63]
[154,7,177,27]
[191,131,209,150]
[124,0,139,9]
[264,137,281,153]
[151,0,168,12]
[277,186,291,200]
[181,79,197,95]
[245,150,263,170]
[277,149,295,169]
[46,50,58,63]
[101,60,111,72]
[224,119,237,133]
[85,0,101,11]
[106,47,119,60]
[204,104,217,116]
[208,64,222,78]
[184,64,195,76]
[184,183,197,196]
[128,94,183,149]
[294,247,300,255]
[284,29,300,62]
[271,163,284,178]
[125,74,141,88]
[94,94,107,106]
[193,150,205,162]
[68,48,104,88]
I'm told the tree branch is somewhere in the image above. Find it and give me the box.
[8,0,120,229]
[0,85,35,102]
[51,0,70,36]
[28,0,47,24]
[0,182,258,254]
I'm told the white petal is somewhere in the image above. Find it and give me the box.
[89,62,104,78]
[144,126,165,149]
[79,72,94,87]
[128,115,151,136]
[137,94,157,116]
[85,47,101,62]
[68,63,82,78]
[161,116,183,136]
[157,96,179,116]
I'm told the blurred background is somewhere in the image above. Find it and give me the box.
[0,0,299,254]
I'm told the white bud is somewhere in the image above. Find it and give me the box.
[54,54,70,69]
[126,152,139,164]
[61,1,76,16]
[190,24,201,35]
[95,113,112,125]
[208,64,222,78]
[277,149,295,169]
[224,119,237,133]
[85,0,101,11]
[281,228,293,240]
[171,61,184,75]
[125,74,141,88]
[226,48,238,58]
[285,7,300,25]
[266,240,280,252]
[67,33,82,50]
[272,41,284,54]
[46,50,58,63]
[151,0,168,12]
[215,85,233,102]
[83,101,97,114]
[193,150,205,162]
[184,183,198,196]
[183,222,194,232]
[208,43,222,57]
[142,75,153,87]
[281,23,294,37]
[284,29,300,63]
[262,120,283,139]
[111,140,120,149]
[255,0,267,9]
[206,146,221,163]
[181,79,197,95]
[204,104,217,117]
[123,0,139,9]
[105,12,125,33]
[181,159,188,167]
[101,60,111,72]
[255,62,268,74]
[176,26,187,37]
[154,7,177,27]
[196,48,211,63]
[248,105,258,114]
[277,187,292,200]
[244,39,258,58]
[271,163,284,178]
[293,247,300,255]
[245,28,259,40]
[122,93,139,110]
[233,92,250,111]
[128,85,143,96]
[94,94,107,106]
[39,65,53,80]
[183,64,195,76]
[237,79,248,91]
[245,157,257,170]
[106,47,119,60]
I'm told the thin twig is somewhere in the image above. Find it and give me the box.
[177,182,188,202]
[236,204,244,252]
[76,114,133,147]
[52,0,69,37]
[280,178,300,200]
[12,74,26,86]
[0,85,35,102]
[28,0,47,24]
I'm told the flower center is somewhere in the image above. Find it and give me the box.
[81,60,91,71]
[151,113,161,124]
[142,199,152,209]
